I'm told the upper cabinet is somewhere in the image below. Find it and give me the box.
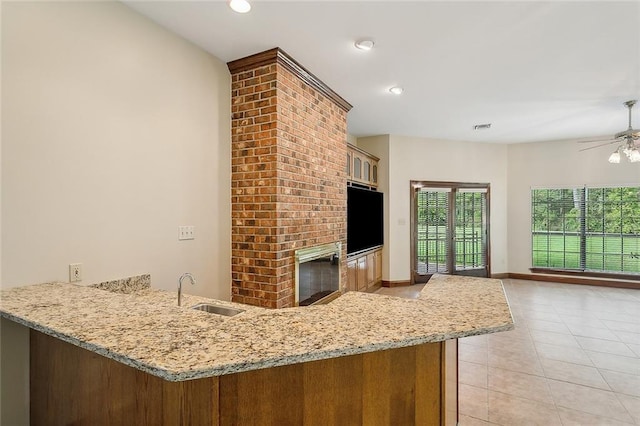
[347,144,379,188]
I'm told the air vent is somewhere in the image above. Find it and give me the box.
[473,123,492,130]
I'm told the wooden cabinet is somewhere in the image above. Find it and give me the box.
[31,329,457,425]
[374,249,382,283]
[347,247,382,292]
[347,144,379,188]
[357,256,368,291]
[347,255,371,291]
[346,144,382,291]
[347,259,358,292]
[366,252,375,287]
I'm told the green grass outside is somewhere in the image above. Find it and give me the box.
[416,226,483,266]
[416,225,640,274]
[532,233,640,273]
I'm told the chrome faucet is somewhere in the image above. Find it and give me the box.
[178,273,196,306]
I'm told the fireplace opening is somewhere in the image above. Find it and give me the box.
[295,242,341,306]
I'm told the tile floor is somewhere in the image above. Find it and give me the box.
[377,279,640,425]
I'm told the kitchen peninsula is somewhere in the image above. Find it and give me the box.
[0,274,513,425]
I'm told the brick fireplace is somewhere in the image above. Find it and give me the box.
[228,48,351,308]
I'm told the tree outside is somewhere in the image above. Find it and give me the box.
[532,186,640,273]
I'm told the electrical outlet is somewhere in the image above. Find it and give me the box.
[178,226,195,240]
[69,263,82,282]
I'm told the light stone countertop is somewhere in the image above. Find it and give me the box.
[0,274,514,381]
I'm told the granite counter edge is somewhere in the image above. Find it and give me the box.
[2,310,513,382]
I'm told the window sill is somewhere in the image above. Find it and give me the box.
[530,268,640,282]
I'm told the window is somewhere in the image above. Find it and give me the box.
[531,186,640,275]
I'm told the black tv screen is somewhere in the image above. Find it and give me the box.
[347,186,384,254]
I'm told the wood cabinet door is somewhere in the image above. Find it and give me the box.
[353,155,362,181]
[347,259,358,291]
[356,256,367,291]
[372,164,377,186]
[366,252,375,287]
[363,161,371,182]
[374,250,382,283]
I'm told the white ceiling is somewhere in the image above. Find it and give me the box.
[125,1,640,144]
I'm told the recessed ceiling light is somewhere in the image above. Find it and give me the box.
[389,86,404,95]
[354,40,375,51]
[229,0,251,13]
[473,123,492,130]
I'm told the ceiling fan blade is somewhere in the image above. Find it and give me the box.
[576,136,617,143]
[577,101,639,147]
[578,140,619,151]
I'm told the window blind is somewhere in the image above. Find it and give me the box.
[531,186,640,274]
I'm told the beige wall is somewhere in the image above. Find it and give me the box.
[360,133,639,283]
[1,2,231,423]
[507,138,640,274]
[359,135,509,282]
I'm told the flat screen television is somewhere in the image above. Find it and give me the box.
[347,186,384,254]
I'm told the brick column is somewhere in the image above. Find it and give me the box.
[228,48,351,308]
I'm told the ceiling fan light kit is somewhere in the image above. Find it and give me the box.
[581,100,640,164]
[354,40,375,51]
[624,145,640,162]
[608,149,621,164]
[229,0,251,13]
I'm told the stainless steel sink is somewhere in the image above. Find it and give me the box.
[191,303,245,317]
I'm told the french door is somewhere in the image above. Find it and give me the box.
[411,182,490,283]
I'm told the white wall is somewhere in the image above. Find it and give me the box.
[1,2,231,423]
[360,135,509,282]
[507,138,640,274]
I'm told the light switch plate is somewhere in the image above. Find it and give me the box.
[69,263,82,282]
[178,226,195,240]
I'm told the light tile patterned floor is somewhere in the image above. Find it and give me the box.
[378,279,640,425]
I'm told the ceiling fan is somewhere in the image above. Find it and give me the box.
[579,100,640,163]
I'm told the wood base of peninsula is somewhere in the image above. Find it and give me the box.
[30,330,458,426]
